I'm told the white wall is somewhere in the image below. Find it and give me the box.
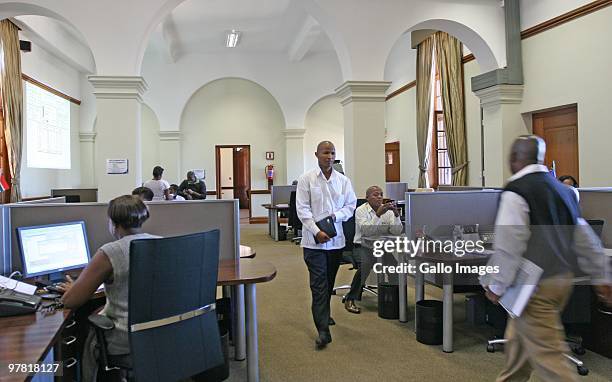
[385,88,419,187]
[180,78,287,192]
[303,95,344,173]
[520,0,593,30]
[19,39,83,198]
[519,6,612,187]
[141,104,160,184]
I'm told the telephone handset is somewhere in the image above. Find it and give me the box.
[0,288,42,316]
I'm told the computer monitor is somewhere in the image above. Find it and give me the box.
[17,221,91,279]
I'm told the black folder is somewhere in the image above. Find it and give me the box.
[314,215,337,243]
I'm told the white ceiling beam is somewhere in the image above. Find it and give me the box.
[161,15,181,63]
[288,15,321,62]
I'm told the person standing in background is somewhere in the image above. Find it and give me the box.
[143,166,170,200]
[296,141,357,350]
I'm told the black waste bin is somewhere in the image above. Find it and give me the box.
[416,300,443,345]
[378,283,399,319]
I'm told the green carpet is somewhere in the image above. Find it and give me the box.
[225,224,612,382]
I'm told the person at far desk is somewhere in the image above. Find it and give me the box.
[57,195,157,380]
[179,171,207,200]
[480,135,612,382]
[296,140,356,350]
[344,185,402,314]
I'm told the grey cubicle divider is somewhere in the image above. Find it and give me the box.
[4,199,239,275]
[405,190,501,239]
[579,188,612,248]
[386,182,408,201]
[51,188,98,202]
[271,185,296,205]
[18,196,66,204]
[436,186,485,192]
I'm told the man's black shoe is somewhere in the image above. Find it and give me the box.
[328,317,336,326]
[315,332,332,350]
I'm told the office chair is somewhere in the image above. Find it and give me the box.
[89,230,226,382]
[288,191,302,245]
[333,199,377,298]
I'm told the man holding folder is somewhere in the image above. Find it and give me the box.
[297,141,357,350]
[481,135,612,381]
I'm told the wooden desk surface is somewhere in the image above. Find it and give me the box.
[261,204,289,210]
[0,259,276,381]
[0,309,72,381]
[218,259,276,286]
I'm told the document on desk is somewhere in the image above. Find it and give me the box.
[499,259,543,319]
[0,275,37,295]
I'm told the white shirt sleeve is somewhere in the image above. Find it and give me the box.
[482,191,531,296]
[333,178,357,222]
[296,175,320,236]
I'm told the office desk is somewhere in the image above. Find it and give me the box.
[262,204,289,241]
[412,251,490,353]
[0,259,276,382]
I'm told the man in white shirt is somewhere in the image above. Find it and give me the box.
[480,136,612,381]
[296,141,357,350]
[143,166,170,201]
[344,186,402,314]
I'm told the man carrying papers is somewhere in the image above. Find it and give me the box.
[480,136,612,382]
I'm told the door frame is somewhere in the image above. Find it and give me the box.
[215,145,251,212]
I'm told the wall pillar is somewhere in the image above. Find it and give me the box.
[79,131,96,187]
[474,84,526,187]
[283,128,306,183]
[88,76,148,202]
[335,81,390,197]
[159,131,181,184]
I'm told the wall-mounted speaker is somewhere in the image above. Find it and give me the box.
[19,40,31,52]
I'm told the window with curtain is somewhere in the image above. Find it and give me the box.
[427,49,451,188]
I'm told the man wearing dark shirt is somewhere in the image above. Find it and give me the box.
[178,171,207,200]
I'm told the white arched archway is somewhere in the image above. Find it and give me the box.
[179,77,288,191]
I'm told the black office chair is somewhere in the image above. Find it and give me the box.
[89,230,226,382]
[332,199,377,298]
[288,191,302,245]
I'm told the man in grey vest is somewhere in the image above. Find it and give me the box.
[481,135,612,381]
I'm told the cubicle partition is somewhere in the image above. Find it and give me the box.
[18,196,66,204]
[271,185,295,206]
[2,199,239,275]
[405,190,501,239]
[386,182,409,202]
[579,188,612,248]
[51,188,98,203]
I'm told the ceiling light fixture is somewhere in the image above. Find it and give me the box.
[226,30,241,48]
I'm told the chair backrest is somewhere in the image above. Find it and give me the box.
[342,199,368,252]
[288,191,301,229]
[128,230,223,382]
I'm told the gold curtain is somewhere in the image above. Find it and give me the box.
[416,36,434,188]
[435,31,468,186]
[0,20,23,202]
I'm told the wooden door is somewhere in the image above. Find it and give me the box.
[533,106,579,182]
[385,142,400,182]
[233,146,251,209]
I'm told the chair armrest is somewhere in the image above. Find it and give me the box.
[88,314,115,331]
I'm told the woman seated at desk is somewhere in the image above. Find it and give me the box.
[58,195,157,379]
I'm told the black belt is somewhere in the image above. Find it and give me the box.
[354,243,361,248]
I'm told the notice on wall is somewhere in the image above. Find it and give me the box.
[106,159,129,174]
[192,169,205,180]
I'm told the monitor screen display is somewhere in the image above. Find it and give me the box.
[17,221,91,277]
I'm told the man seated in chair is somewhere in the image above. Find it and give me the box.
[58,195,157,380]
[344,185,403,314]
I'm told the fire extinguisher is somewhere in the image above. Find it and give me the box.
[265,165,274,181]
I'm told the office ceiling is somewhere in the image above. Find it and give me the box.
[147,0,335,61]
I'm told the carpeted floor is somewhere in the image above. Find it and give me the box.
[225,224,612,382]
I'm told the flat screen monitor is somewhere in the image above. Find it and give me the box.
[17,221,91,278]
